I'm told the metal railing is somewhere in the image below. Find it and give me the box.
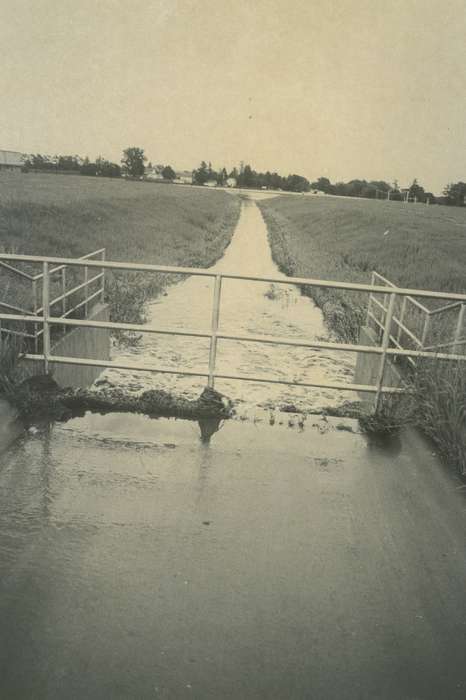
[0,249,105,350]
[367,271,466,360]
[2,253,466,411]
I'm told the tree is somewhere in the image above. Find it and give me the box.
[80,157,97,176]
[409,178,426,202]
[96,157,121,178]
[311,177,333,194]
[283,174,310,192]
[192,161,209,185]
[121,147,146,178]
[443,182,466,206]
[217,167,228,186]
[162,165,176,180]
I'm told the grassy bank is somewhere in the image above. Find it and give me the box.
[258,195,466,341]
[0,173,241,331]
[258,195,466,473]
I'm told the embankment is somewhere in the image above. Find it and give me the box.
[0,174,241,330]
[258,195,466,474]
[258,195,466,342]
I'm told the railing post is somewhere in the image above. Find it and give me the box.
[374,292,396,412]
[420,311,431,348]
[42,262,51,374]
[84,265,89,317]
[32,278,39,352]
[397,296,407,342]
[453,304,465,353]
[208,275,222,388]
[101,249,106,304]
[61,267,67,316]
[365,272,375,327]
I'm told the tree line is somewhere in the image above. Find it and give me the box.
[192,161,311,192]
[311,176,466,206]
[21,150,466,205]
[23,153,122,178]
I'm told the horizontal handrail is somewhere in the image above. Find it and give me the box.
[20,352,405,395]
[0,261,35,280]
[2,310,466,364]
[0,299,32,314]
[2,253,466,302]
[32,248,105,281]
[428,301,463,316]
[372,271,430,313]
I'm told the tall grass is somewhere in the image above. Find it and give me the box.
[0,335,24,400]
[0,173,241,339]
[258,195,466,473]
[258,196,466,341]
[411,360,466,474]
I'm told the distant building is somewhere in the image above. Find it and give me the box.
[174,170,193,185]
[0,150,23,171]
[145,164,165,181]
[204,180,217,188]
[226,177,237,188]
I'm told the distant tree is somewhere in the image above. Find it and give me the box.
[443,182,466,206]
[121,147,146,178]
[162,165,176,180]
[311,177,333,194]
[57,155,81,172]
[80,157,97,176]
[192,161,209,185]
[409,178,426,202]
[283,174,310,192]
[96,157,121,178]
[217,167,228,186]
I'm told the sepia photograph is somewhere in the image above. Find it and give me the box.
[1,1,466,697]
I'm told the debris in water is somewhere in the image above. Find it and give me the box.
[336,423,353,433]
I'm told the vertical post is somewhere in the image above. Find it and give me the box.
[100,249,106,304]
[84,265,89,317]
[453,304,465,353]
[397,296,407,342]
[365,272,375,326]
[61,267,67,335]
[420,311,431,348]
[208,275,222,388]
[32,278,38,352]
[374,292,396,412]
[42,262,50,374]
[61,267,66,316]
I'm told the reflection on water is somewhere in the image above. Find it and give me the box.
[101,197,356,413]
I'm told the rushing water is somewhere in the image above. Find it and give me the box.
[101,196,355,413]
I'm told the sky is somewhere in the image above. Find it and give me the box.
[1,0,465,193]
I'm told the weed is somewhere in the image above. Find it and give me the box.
[410,359,466,474]
[0,335,25,400]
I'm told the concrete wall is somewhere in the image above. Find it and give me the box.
[354,325,403,406]
[27,304,110,388]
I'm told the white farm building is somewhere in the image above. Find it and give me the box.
[0,150,23,171]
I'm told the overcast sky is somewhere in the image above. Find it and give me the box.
[1,0,465,193]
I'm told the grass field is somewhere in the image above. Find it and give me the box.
[0,173,241,330]
[0,173,240,265]
[258,195,466,341]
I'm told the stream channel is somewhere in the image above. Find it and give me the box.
[101,195,355,414]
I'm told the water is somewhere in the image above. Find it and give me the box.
[102,196,355,413]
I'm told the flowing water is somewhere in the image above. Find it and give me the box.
[101,196,356,413]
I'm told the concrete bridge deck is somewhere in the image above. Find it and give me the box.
[1,412,466,699]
